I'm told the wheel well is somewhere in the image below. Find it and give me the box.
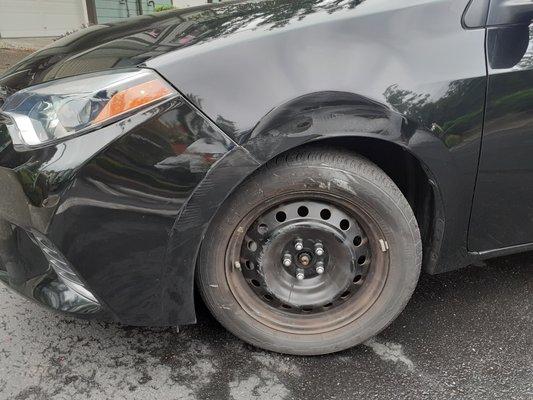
[289,137,439,272]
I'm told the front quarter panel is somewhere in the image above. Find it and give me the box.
[149,0,487,274]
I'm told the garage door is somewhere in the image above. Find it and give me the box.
[0,0,86,38]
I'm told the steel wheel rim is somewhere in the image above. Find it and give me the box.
[225,191,390,335]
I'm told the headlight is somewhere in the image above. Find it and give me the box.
[0,69,177,151]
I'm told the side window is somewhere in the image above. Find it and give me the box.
[488,0,533,26]
[463,0,490,28]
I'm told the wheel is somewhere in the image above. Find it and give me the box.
[197,148,421,355]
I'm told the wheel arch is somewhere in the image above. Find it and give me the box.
[238,91,446,275]
[164,91,451,325]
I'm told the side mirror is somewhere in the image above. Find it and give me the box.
[488,0,533,26]
[487,24,530,69]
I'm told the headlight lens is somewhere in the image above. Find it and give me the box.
[0,69,176,151]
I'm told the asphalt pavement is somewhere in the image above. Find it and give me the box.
[0,254,531,400]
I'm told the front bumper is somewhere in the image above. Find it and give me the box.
[0,95,241,325]
[0,167,105,317]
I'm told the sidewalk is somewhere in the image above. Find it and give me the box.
[0,37,54,51]
[0,37,55,74]
[0,48,34,74]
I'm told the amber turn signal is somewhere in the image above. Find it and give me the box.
[94,79,174,124]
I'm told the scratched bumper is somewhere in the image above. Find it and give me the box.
[0,167,108,318]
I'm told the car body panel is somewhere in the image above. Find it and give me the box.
[469,20,533,251]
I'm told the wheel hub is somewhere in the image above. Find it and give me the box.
[237,200,371,314]
[297,252,312,267]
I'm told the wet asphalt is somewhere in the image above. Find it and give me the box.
[0,49,532,400]
[0,253,531,400]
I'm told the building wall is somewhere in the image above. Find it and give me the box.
[172,0,224,8]
[95,0,174,24]
[0,0,226,39]
[0,0,87,38]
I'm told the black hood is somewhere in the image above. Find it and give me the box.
[0,0,361,100]
[0,1,243,97]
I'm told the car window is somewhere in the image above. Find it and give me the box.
[463,0,490,28]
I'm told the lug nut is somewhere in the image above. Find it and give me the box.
[316,262,325,275]
[296,269,305,281]
[294,239,304,251]
[283,254,292,267]
[315,243,324,256]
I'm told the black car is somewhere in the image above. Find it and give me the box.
[0,0,530,355]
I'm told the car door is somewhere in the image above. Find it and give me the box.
[469,0,533,252]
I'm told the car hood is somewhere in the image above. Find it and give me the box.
[0,1,250,97]
[19,0,366,96]
[0,0,370,99]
